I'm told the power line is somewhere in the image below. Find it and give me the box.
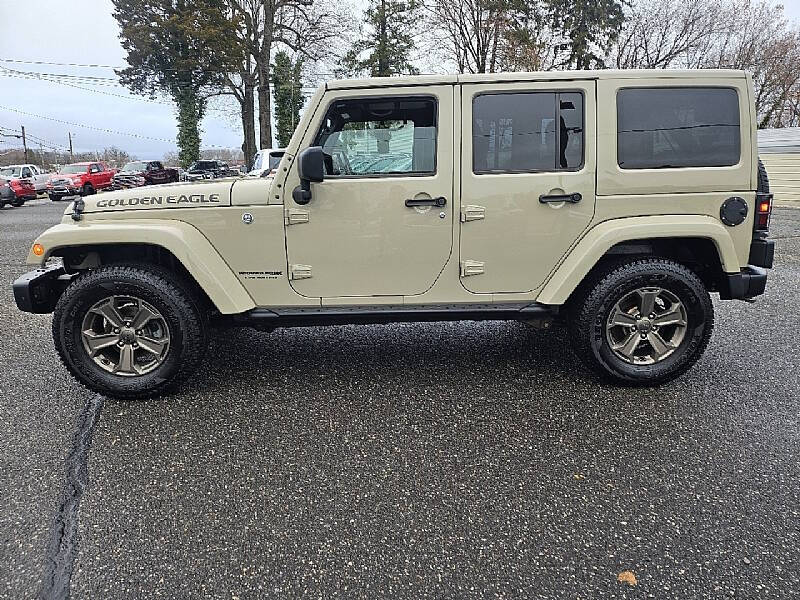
[0,105,176,144]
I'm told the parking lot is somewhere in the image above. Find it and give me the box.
[1,197,799,598]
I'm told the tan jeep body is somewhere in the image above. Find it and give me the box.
[26,70,763,315]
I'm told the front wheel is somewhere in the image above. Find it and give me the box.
[52,264,207,399]
[568,258,714,386]
[11,199,24,207]
[82,183,94,196]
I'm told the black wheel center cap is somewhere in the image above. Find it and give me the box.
[636,318,652,333]
[120,327,136,343]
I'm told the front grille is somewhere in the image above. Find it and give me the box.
[113,174,145,188]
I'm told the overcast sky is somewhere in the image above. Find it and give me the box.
[1,0,799,161]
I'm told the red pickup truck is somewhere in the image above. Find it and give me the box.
[47,162,116,201]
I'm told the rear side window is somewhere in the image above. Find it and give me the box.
[472,91,584,173]
[314,96,437,176]
[617,87,740,169]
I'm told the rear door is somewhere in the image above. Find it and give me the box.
[459,80,596,294]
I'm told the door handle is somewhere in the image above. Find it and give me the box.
[405,196,446,207]
[539,192,582,204]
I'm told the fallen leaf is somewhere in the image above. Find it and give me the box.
[617,571,637,586]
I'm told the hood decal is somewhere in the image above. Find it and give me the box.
[96,193,221,208]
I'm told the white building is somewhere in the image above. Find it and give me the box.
[758,127,800,203]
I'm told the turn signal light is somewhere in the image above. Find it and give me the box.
[754,193,772,232]
[32,243,44,256]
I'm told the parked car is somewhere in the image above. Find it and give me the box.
[183,160,235,181]
[47,162,116,201]
[0,164,51,193]
[0,176,35,207]
[112,160,180,189]
[12,69,775,398]
[247,148,285,178]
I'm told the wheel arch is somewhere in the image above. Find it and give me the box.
[536,215,741,306]
[30,221,255,314]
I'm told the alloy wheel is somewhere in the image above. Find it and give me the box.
[80,295,170,376]
[605,287,688,365]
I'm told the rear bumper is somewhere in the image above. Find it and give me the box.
[720,266,768,300]
[748,236,775,269]
[13,265,76,314]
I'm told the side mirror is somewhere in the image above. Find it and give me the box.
[292,146,325,205]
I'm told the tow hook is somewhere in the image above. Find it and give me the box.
[71,198,85,221]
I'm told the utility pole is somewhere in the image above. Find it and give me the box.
[68,132,73,162]
[21,125,28,163]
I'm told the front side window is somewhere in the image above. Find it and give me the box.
[314,96,437,176]
[473,91,584,173]
[617,87,740,169]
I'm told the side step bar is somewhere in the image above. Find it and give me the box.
[229,303,556,329]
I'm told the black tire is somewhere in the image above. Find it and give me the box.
[49,194,61,202]
[11,199,24,207]
[82,183,94,196]
[52,264,207,399]
[757,158,769,193]
[568,258,714,386]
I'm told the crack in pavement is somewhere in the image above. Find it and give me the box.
[38,394,104,600]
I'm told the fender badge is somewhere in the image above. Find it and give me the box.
[242,212,254,225]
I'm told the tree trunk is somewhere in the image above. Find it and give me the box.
[175,87,201,168]
[242,79,257,169]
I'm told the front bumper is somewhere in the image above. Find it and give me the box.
[48,186,81,196]
[720,266,768,300]
[13,264,76,314]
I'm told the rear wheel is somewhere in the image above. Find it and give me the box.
[568,258,714,385]
[53,264,207,399]
[11,199,24,207]
[49,194,61,202]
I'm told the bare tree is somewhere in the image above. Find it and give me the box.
[614,0,723,69]
[613,0,800,128]
[426,0,515,73]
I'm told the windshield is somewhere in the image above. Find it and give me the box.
[60,164,87,174]
[189,161,216,170]
[122,161,147,171]
[0,167,21,177]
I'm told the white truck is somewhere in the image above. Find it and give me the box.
[0,164,50,193]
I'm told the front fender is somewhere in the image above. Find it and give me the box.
[535,215,741,305]
[27,219,256,314]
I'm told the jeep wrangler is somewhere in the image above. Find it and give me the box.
[13,70,775,399]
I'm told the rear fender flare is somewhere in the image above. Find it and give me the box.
[536,215,741,305]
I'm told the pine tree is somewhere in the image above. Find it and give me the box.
[338,0,421,77]
[271,52,305,148]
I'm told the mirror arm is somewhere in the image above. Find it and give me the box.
[292,179,312,205]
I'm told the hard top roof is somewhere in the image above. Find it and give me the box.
[326,69,748,90]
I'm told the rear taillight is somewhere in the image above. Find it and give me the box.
[754,192,772,232]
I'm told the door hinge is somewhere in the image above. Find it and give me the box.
[284,208,310,225]
[289,264,312,280]
[460,260,485,277]
[460,205,485,222]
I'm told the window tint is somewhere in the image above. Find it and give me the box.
[473,91,584,173]
[22,167,32,177]
[617,87,740,169]
[314,96,436,176]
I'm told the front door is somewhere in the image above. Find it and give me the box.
[284,87,454,298]
[459,80,596,294]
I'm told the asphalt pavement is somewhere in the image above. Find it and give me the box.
[1,197,798,599]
